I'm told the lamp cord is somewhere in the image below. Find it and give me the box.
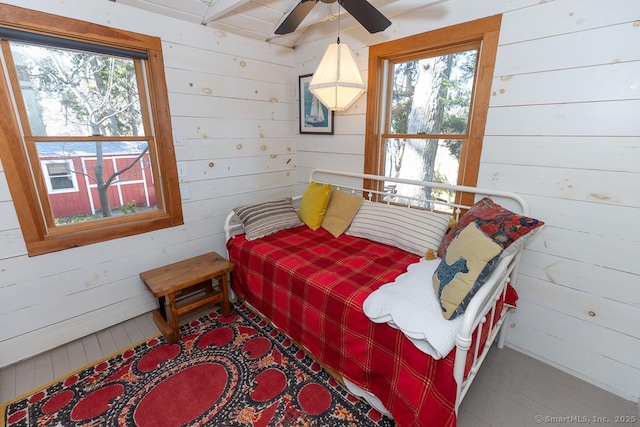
[337,0,341,44]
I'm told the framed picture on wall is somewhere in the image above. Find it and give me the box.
[299,74,334,134]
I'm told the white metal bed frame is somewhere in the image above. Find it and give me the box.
[225,168,530,416]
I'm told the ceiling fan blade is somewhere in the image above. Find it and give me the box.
[275,0,318,35]
[340,0,391,34]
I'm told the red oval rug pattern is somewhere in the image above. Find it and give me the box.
[2,302,394,426]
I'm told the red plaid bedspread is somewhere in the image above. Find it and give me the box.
[227,225,513,426]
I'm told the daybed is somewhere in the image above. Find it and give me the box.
[224,169,543,426]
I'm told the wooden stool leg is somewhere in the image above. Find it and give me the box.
[158,295,168,321]
[220,274,230,316]
[167,293,179,343]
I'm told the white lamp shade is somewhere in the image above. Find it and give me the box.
[308,43,365,111]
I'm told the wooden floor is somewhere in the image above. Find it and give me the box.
[2,310,638,427]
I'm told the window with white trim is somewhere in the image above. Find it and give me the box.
[42,160,78,193]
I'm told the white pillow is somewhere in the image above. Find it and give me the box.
[363,258,462,359]
[345,201,451,256]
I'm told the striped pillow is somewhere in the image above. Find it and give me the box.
[345,201,451,257]
[234,198,303,241]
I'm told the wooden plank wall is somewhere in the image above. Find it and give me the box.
[294,0,640,402]
[486,0,640,403]
[0,0,296,367]
[1,0,638,407]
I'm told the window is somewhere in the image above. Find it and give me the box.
[0,4,182,256]
[42,160,78,193]
[364,15,502,208]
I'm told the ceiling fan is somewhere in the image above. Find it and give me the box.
[275,0,391,35]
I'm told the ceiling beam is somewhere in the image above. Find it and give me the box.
[202,0,251,24]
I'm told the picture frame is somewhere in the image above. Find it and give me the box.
[299,73,334,135]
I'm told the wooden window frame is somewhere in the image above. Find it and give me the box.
[0,4,183,256]
[364,15,502,208]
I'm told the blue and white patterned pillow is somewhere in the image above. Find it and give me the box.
[433,222,503,320]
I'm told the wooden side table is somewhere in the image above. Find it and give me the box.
[140,251,233,343]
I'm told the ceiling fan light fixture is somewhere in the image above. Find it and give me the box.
[308,40,365,111]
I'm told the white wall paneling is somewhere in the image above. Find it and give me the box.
[172,117,296,140]
[499,0,640,44]
[486,101,640,137]
[519,248,640,306]
[481,136,640,172]
[495,23,640,76]
[0,0,295,367]
[165,68,294,105]
[478,163,638,207]
[490,1,640,402]
[484,1,640,401]
[490,62,640,106]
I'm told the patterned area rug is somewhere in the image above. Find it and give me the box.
[3,302,394,426]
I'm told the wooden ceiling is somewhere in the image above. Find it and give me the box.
[111,0,441,48]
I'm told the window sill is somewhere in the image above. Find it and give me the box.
[26,212,184,256]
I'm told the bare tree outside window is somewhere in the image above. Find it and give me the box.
[0,4,182,256]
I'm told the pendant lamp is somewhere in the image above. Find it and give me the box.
[308,38,365,111]
[308,3,365,111]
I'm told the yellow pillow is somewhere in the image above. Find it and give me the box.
[321,190,364,237]
[298,182,333,230]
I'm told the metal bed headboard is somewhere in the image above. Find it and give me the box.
[309,168,530,215]
[225,168,530,241]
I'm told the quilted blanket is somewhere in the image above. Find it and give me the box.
[227,225,459,426]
